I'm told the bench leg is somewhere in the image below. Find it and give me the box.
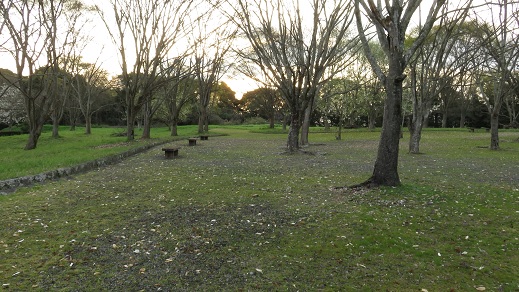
[164,150,178,159]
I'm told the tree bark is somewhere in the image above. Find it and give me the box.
[24,91,51,150]
[25,129,41,150]
[198,106,208,133]
[141,100,152,139]
[369,69,404,186]
[126,105,136,141]
[24,111,46,150]
[490,109,500,150]
[282,115,288,131]
[52,117,60,138]
[368,112,376,130]
[408,119,423,154]
[441,109,448,128]
[287,111,300,152]
[269,113,275,129]
[85,115,92,135]
[409,65,424,154]
[300,99,313,146]
[337,121,343,140]
[354,0,445,187]
[170,120,178,136]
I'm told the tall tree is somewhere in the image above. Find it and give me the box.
[70,58,113,134]
[355,0,446,186]
[408,5,473,154]
[159,57,197,136]
[449,20,482,129]
[231,0,357,152]
[44,0,89,139]
[1,0,52,149]
[101,0,195,140]
[472,0,519,150]
[191,5,235,134]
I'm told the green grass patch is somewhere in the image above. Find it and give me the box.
[0,127,518,290]
[0,125,201,180]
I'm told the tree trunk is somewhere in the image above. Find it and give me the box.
[409,65,424,154]
[367,104,377,130]
[269,114,275,129]
[408,118,423,154]
[142,118,151,139]
[25,130,40,150]
[170,120,178,136]
[24,95,51,150]
[69,111,77,131]
[490,109,500,150]
[300,101,312,146]
[52,115,60,138]
[25,122,44,150]
[287,112,300,152]
[141,101,151,139]
[441,110,448,128]
[198,106,208,133]
[367,65,404,186]
[126,107,135,141]
[409,107,425,154]
[204,114,209,132]
[336,121,342,140]
[85,115,92,135]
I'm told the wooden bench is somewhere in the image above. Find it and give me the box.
[200,135,209,140]
[162,147,179,159]
[188,138,198,146]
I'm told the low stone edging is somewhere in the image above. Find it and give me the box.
[0,140,172,194]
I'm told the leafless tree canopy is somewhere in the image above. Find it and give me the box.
[229,0,358,151]
[101,0,197,140]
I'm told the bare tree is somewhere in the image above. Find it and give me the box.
[100,0,195,140]
[449,20,482,129]
[1,0,52,150]
[472,0,519,150]
[43,0,81,139]
[407,3,473,154]
[159,57,197,136]
[354,0,446,186]
[70,57,113,134]
[0,0,90,148]
[190,6,235,134]
[230,0,357,152]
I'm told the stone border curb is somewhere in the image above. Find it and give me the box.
[0,140,173,194]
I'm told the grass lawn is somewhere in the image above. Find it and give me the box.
[0,125,201,180]
[0,126,518,290]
